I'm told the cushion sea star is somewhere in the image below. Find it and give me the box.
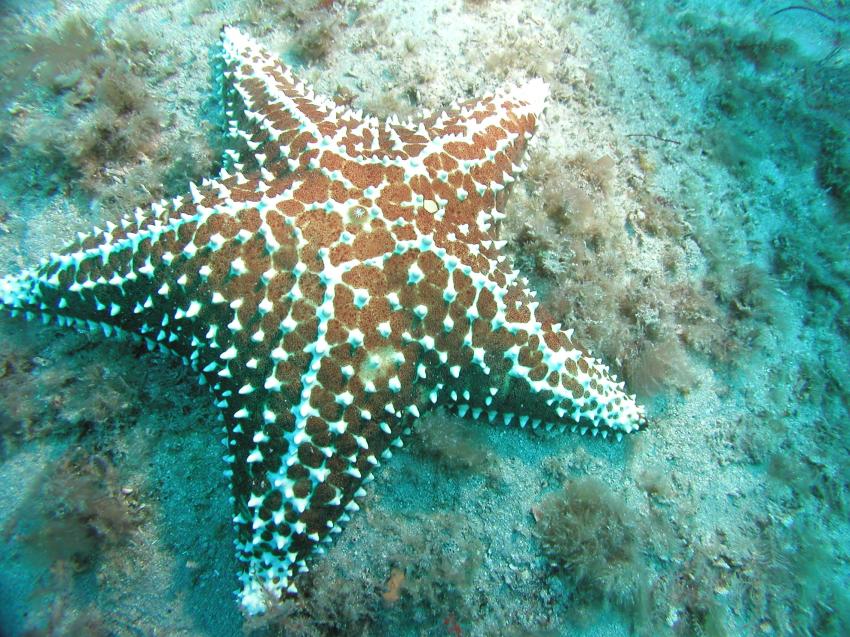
[0,26,646,614]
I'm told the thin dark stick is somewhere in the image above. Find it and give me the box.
[770,5,835,22]
[626,133,681,145]
[819,46,842,65]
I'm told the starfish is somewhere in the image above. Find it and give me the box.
[0,27,646,614]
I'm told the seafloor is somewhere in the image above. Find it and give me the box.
[0,1,847,636]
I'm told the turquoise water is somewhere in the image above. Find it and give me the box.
[0,1,848,635]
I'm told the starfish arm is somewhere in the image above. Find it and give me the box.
[0,185,222,352]
[218,27,374,178]
[228,360,419,613]
[380,214,646,438]
[442,255,646,437]
[0,173,286,358]
[415,77,549,224]
[221,210,431,612]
